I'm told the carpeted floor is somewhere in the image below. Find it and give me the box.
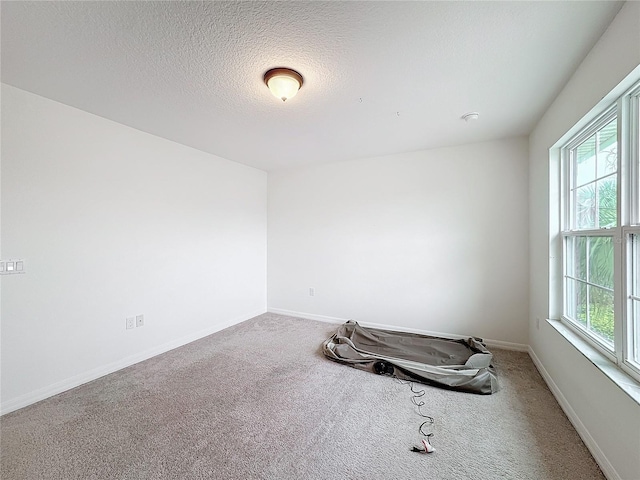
[1,313,604,480]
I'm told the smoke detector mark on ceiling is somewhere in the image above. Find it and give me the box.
[462,112,480,122]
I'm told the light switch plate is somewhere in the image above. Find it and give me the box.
[0,259,25,275]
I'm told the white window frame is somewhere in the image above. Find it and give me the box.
[621,83,640,379]
[560,81,640,382]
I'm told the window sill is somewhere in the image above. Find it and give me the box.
[547,319,640,406]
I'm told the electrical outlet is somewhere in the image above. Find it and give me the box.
[536,317,540,330]
[309,287,315,297]
[136,314,144,327]
[126,317,135,330]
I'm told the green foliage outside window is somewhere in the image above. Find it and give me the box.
[571,118,617,344]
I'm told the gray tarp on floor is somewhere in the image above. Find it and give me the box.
[323,321,498,394]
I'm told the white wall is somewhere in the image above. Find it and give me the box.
[268,137,529,345]
[1,84,267,413]
[529,2,640,479]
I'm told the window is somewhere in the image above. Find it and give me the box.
[561,81,640,381]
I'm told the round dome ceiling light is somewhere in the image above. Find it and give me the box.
[462,112,480,122]
[264,68,304,102]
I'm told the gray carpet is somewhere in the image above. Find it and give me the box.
[1,313,604,480]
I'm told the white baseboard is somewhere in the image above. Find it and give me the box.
[484,338,529,352]
[0,308,266,416]
[267,308,345,325]
[267,308,528,352]
[528,346,620,480]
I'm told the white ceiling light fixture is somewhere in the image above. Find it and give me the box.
[264,68,304,102]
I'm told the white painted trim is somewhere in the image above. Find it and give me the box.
[528,346,621,480]
[482,338,530,352]
[267,308,345,325]
[0,308,266,416]
[267,308,529,352]
[547,319,640,404]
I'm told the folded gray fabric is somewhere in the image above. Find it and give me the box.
[323,320,498,394]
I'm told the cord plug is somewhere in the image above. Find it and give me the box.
[411,438,435,454]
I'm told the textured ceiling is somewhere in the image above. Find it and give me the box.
[1,1,624,171]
